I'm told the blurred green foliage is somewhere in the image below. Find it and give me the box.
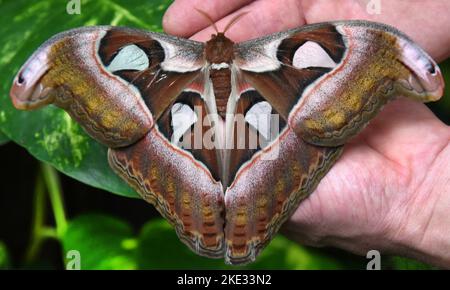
[0,241,11,269]
[388,256,436,270]
[0,0,447,270]
[0,130,9,145]
[63,214,137,270]
[62,214,350,270]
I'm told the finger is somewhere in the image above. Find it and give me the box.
[190,0,306,42]
[355,99,450,169]
[302,0,450,61]
[163,0,254,37]
[301,0,364,23]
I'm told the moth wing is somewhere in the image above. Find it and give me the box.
[234,21,444,146]
[218,81,341,265]
[10,26,205,148]
[224,127,343,264]
[107,74,231,258]
[108,128,226,258]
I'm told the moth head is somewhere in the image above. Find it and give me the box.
[196,8,249,64]
[10,47,53,110]
[205,33,235,64]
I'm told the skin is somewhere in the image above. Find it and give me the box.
[163,0,450,268]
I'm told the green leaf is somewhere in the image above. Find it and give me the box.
[62,214,138,270]
[247,237,346,270]
[0,130,9,145]
[0,0,173,197]
[388,256,436,270]
[0,241,11,269]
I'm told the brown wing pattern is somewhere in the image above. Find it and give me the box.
[10,21,445,265]
[10,26,205,148]
[224,129,343,264]
[108,128,225,257]
[235,21,444,147]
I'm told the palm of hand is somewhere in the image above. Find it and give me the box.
[163,0,450,253]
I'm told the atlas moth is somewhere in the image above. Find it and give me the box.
[10,10,444,264]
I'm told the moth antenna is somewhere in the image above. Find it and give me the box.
[223,12,249,34]
[195,8,219,34]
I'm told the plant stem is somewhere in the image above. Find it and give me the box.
[25,163,68,264]
[41,163,68,237]
[24,173,46,263]
[40,227,59,240]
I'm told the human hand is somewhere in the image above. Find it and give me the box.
[163,0,450,268]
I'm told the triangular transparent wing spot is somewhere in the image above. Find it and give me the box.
[244,101,274,141]
[106,44,149,72]
[293,41,337,69]
[170,103,198,146]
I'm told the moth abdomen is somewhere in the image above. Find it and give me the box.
[210,67,232,118]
